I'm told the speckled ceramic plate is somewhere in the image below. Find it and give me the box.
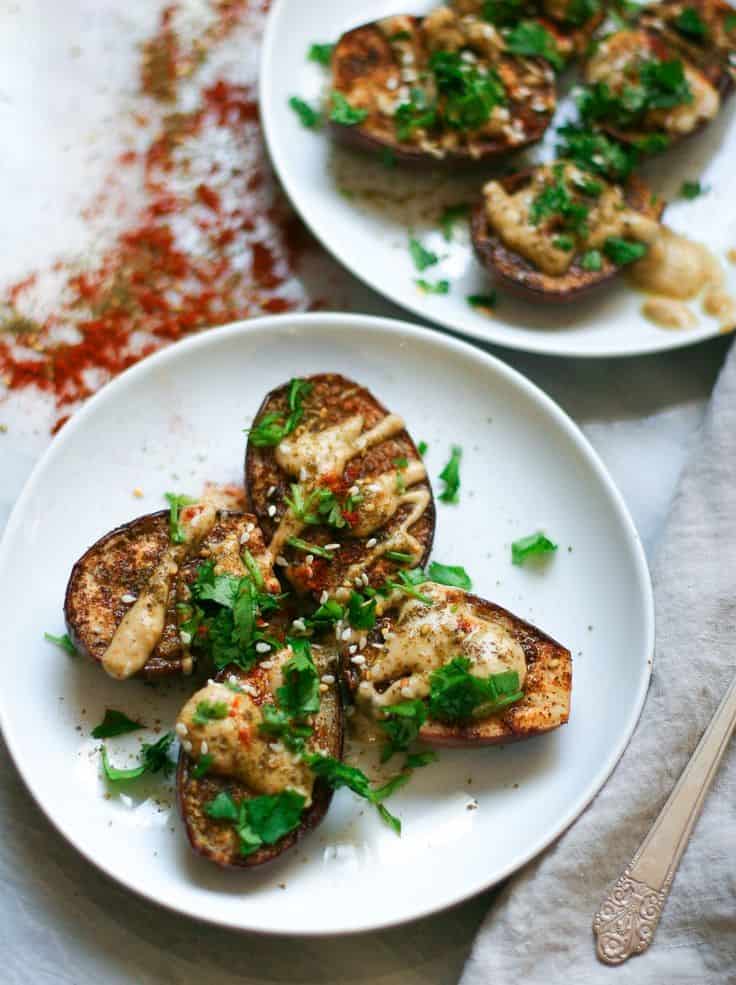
[261,0,736,358]
[0,314,653,934]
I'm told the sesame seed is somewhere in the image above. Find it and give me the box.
[269,742,284,753]
[121,593,137,604]
[366,538,377,548]
[336,587,350,602]
[260,660,274,669]
[291,618,306,632]
[175,722,188,737]
[367,483,381,492]
[255,641,271,654]
[348,644,357,655]
[370,642,384,649]
[319,683,329,693]
[320,590,329,605]
[299,467,309,481]
[386,76,399,91]
[267,485,276,497]
[182,740,193,753]
[350,654,366,665]
[401,686,413,698]
[281,443,292,454]
[133,487,144,498]
[321,674,335,684]
[349,484,360,496]
[354,577,363,587]
[239,531,250,544]
[228,674,238,685]
[361,573,370,586]
[276,555,289,567]
[242,683,257,696]
[341,627,352,641]
[359,635,367,649]
[324,543,340,551]
[267,504,277,517]
[200,741,209,755]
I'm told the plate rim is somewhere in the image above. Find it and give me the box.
[0,312,655,935]
[259,0,732,360]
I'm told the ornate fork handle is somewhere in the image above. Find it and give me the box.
[593,673,736,966]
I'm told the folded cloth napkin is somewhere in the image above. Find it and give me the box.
[461,342,736,985]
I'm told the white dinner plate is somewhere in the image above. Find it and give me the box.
[0,314,653,934]
[260,0,736,358]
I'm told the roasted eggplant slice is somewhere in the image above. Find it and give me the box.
[342,583,571,746]
[329,11,556,165]
[641,0,736,85]
[64,509,275,681]
[581,27,726,148]
[452,0,607,63]
[471,161,665,302]
[245,374,435,600]
[177,645,343,868]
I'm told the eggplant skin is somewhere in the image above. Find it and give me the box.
[177,660,344,869]
[328,18,555,166]
[64,510,269,681]
[471,170,665,304]
[342,587,571,748]
[245,373,435,598]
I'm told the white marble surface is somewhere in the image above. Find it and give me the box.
[0,2,733,982]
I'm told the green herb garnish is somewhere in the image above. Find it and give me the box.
[579,58,693,131]
[679,179,707,200]
[556,124,638,181]
[429,50,506,131]
[511,531,558,565]
[438,445,462,504]
[581,249,603,271]
[428,658,523,723]
[303,753,407,834]
[417,441,428,456]
[553,235,575,252]
[205,789,306,856]
[308,42,333,66]
[427,561,472,590]
[565,0,600,25]
[286,536,334,560]
[192,700,228,726]
[247,377,313,447]
[604,237,647,265]
[385,550,414,564]
[91,710,143,739]
[440,203,470,241]
[482,0,524,26]
[395,87,438,141]
[289,96,322,129]
[165,492,197,543]
[101,731,176,783]
[409,237,439,271]
[276,638,320,719]
[192,753,214,778]
[416,279,450,294]
[378,700,427,762]
[674,7,708,39]
[44,631,76,656]
[347,591,377,630]
[467,292,498,308]
[329,91,368,126]
[505,21,563,70]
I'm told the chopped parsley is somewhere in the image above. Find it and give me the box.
[347,590,377,630]
[416,279,450,294]
[417,440,428,456]
[286,483,351,529]
[726,11,736,31]
[565,0,600,25]
[380,147,397,168]
[306,597,344,630]
[467,291,498,309]
[482,0,524,28]
[581,249,603,271]
[205,789,306,856]
[381,568,434,604]
[440,203,470,241]
[286,536,334,560]
[247,377,313,447]
[409,237,439,271]
[674,7,708,40]
[308,42,333,66]
[378,700,427,762]
[395,86,438,141]
[259,704,313,754]
[556,124,638,181]
[101,731,176,782]
[505,21,563,71]
[438,445,462,504]
[191,753,214,778]
[680,179,707,200]
[604,237,648,265]
[529,165,591,237]
[303,753,410,834]
[192,700,228,725]
[579,58,693,131]
[276,638,321,718]
[427,561,472,590]
[428,658,523,723]
[429,50,506,131]
[329,91,368,126]
[553,234,575,252]
[511,531,558,565]
[289,96,322,129]
[165,492,197,544]
[389,29,413,42]
[44,631,76,656]
[91,710,143,739]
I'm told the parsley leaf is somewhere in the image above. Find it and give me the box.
[416,278,450,294]
[429,50,506,130]
[276,638,320,718]
[604,237,648,265]
[192,700,228,725]
[440,203,470,241]
[565,0,600,25]
[674,7,708,39]
[409,237,439,271]
[580,58,692,131]
[395,86,438,141]
[101,731,176,782]
[505,21,563,71]
[259,704,313,753]
[511,531,558,565]
[482,0,524,26]
[428,658,523,723]
[427,561,472,590]
[165,492,197,544]
[438,445,462,504]
[378,700,427,762]
[303,753,406,834]
[91,710,143,739]
[289,96,322,129]
[308,42,333,66]
[347,590,377,630]
[329,91,368,126]
[205,789,306,856]
[191,753,214,778]
[680,179,707,200]
[381,569,434,604]
[467,292,497,308]
[556,124,637,181]
[44,631,76,656]
[581,249,603,271]
[286,483,349,529]
[247,377,313,447]
[417,441,428,456]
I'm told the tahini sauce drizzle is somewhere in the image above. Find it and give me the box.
[102,503,217,680]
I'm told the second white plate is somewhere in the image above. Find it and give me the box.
[261,0,736,358]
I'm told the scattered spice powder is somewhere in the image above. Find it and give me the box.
[0,0,312,432]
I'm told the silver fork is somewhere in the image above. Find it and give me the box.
[593,673,736,965]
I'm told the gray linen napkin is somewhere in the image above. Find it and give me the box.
[461,342,736,984]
